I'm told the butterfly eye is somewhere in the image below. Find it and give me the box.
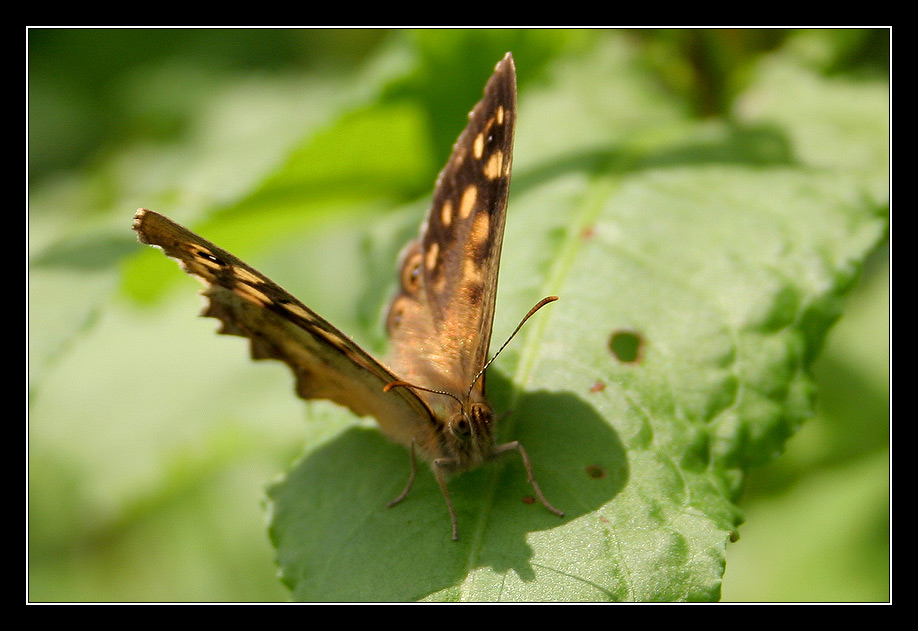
[453,416,472,438]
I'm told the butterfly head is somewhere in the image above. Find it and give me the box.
[442,398,496,470]
[383,379,496,469]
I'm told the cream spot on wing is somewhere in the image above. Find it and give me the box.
[483,150,503,180]
[462,257,484,286]
[432,272,447,295]
[459,185,478,220]
[234,283,271,307]
[473,132,485,160]
[314,326,349,349]
[469,212,490,250]
[496,105,504,126]
[440,199,453,228]
[282,301,314,323]
[425,241,439,271]
[233,266,263,285]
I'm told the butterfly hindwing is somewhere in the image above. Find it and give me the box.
[133,209,436,448]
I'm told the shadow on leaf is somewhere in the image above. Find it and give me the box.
[267,378,625,602]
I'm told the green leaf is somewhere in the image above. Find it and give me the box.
[263,38,887,601]
[266,164,883,600]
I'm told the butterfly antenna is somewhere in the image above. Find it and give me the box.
[386,296,558,404]
[383,380,464,407]
[466,295,558,398]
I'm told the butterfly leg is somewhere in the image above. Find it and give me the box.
[388,441,417,508]
[493,441,564,519]
[433,459,459,541]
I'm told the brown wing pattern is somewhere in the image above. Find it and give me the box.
[385,53,517,398]
[133,208,436,447]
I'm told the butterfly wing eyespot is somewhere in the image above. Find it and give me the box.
[387,300,406,331]
[193,248,225,266]
[401,250,423,293]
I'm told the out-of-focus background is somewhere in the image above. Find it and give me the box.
[28,28,889,602]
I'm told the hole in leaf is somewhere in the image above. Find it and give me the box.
[585,465,607,479]
[609,329,644,363]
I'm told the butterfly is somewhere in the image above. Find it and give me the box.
[133,52,563,540]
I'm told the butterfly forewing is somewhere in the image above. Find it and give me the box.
[133,209,436,448]
[386,54,516,398]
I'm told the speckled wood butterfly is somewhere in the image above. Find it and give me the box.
[133,53,562,540]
